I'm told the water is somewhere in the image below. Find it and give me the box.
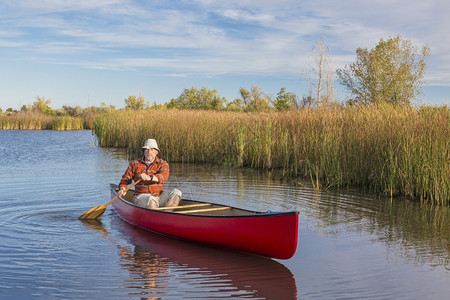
[0,130,448,299]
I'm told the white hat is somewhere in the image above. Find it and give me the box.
[142,139,160,151]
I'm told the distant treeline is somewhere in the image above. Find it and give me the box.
[0,96,115,130]
[0,85,323,130]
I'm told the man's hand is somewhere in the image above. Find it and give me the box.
[118,187,127,197]
[140,173,153,181]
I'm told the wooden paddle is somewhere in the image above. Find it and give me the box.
[78,179,141,220]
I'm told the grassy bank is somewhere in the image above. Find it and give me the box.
[94,105,449,206]
[0,112,87,130]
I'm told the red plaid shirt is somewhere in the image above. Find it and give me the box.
[119,156,169,196]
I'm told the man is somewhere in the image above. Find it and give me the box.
[118,138,182,209]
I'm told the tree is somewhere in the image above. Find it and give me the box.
[273,88,298,111]
[167,87,226,110]
[246,98,273,112]
[304,41,335,107]
[224,101,244,112]
[125,95,146,110]
[63,105,84,116]
[33,96,54,115]
[237,86,273,112]
[150,101,166,110]
[336,35,430,105]
[298,95,315,108]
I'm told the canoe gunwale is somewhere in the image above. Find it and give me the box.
[110,183,298,219]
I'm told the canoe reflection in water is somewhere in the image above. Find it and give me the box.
[81,217,298,299]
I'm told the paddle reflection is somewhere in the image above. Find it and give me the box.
[110,216,297,299]
[117,244,168,297]
[81,219,169,298]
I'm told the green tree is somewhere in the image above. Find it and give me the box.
[246,98,273,112]
[33,96,54,115]
[273,88,298,111]
[62,105,84,116]
[224,100,244,112]
[167,87,226,110]
[150,101,166,110]
[336,35,430,105]
[125,95,146,110]
[237,86,273,112]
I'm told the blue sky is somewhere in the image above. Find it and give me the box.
[1,0,449,110]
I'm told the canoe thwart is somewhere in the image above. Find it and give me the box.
[178,206,231,214]
[156,203,212,210]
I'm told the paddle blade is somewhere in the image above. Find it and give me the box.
[78,204,107,220]
[79,179,140,220]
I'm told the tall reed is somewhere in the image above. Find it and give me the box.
[0,112,53,129]
[51,116,84,130]
[94,105,449,205]
[0,112,86,130]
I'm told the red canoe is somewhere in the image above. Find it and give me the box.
[110,184,299,259]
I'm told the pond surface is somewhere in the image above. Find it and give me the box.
[0,130,448,299]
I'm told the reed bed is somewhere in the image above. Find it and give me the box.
[51,116,84,130]
[94,105,449,205]
[0,113,85,130]
[1,112,53,129]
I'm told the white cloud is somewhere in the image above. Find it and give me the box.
[222,9,275,23]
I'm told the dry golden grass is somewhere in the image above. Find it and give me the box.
[0,112,85,130]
